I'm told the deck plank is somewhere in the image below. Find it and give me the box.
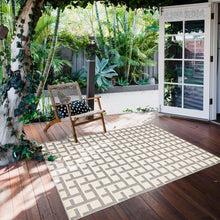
[26,159,54,220]
[36,161,68,220]
[8,162,27,220]
[140,190,185,220]
[17,160,41,220]
[1,113,220,220]
[0,166,14,220]
[172,174,220,218]
[118,196,160,220]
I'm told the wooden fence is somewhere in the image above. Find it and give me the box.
[59,46,158,79]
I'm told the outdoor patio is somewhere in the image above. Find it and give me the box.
[1,0,220,219]
[1,113,220,220]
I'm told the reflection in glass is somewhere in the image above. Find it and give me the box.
[184,61,204,85]
[165,61,182,83]
[165,21,183,35]
[185,20,204,34]
[164,84,182,107]
[185,35,204,59]
[165,36,183,58]
[184,86,203,110]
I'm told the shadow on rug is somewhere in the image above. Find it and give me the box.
[43,124,220,220]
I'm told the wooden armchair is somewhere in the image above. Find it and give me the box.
[44,82,106,142]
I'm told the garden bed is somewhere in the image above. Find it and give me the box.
[42,84,158,97]
[84,84,158,94]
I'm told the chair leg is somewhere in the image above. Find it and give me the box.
[71,121,78,143]
[44,119,61,132]
[100,113,106,133]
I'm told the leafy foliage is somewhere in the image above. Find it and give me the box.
[0,0,173,165]
[95,56,118,91]
[48,68,87,88]
[31,11,72,77]
[30,92,55,123]
[117,77,129,86]
[123,105,156,113]
[45,0,173,11]
[136,106,156,112]
[135,78,149,85]
[1,133,43,162]
[92,4,159,84]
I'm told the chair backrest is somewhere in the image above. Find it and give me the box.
[48,82,83,106]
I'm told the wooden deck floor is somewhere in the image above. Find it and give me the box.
[0,113,220,220]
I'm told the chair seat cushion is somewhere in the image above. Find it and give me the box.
[56,99,91,118]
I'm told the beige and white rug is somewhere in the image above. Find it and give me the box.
[43,124,220,220]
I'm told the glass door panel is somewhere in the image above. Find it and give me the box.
[165,61,182,83]
[184,61,204,85]
[184,86,203,110]
[185,35,204,59]
[164,84,182,107]
[185,20,204,34]
[165,21,183,35]
[159,3,211,119]
[165,37,183,58]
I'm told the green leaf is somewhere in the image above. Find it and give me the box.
[11,130,16,137]
[17,42,22,48]
[7,117,12,121]
[21,147,27,158]
[48,155,55,161]
[19,116,24,123]
[20,134,25,140]
[14,109,22,117]
[37,155,44,162]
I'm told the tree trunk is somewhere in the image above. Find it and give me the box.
[0,40,8,79]
[0,0,44,166]
[36,7,61,99]
[11,0,16,31]
[89,8,100,51]
[95,2,109,59]
[104,6,113,51]
[126,9,137,80]
[113,7,117,49]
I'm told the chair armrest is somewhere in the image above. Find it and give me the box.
[83,96,101,101]
[84,96,104,110]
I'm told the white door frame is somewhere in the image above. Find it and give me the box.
[159,2,218,120]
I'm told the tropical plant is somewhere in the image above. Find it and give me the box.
[95,56,118,91]
[93,4,159,84]
[117,77,129,86]
[36,7,61,99]
[30,91,55,123]
[31,8,72,78]
[0,0,171,166]
[50,68,87,88]
[135,78,149,85]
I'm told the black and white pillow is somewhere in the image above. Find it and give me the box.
[56,99,91,118]
[70,99,91,115]
[56,104,68,118]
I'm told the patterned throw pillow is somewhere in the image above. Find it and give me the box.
[56,99,91,118]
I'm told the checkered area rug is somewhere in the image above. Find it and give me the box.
[43,124,220,220]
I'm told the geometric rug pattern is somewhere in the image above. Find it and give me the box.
[43,124,220,220]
